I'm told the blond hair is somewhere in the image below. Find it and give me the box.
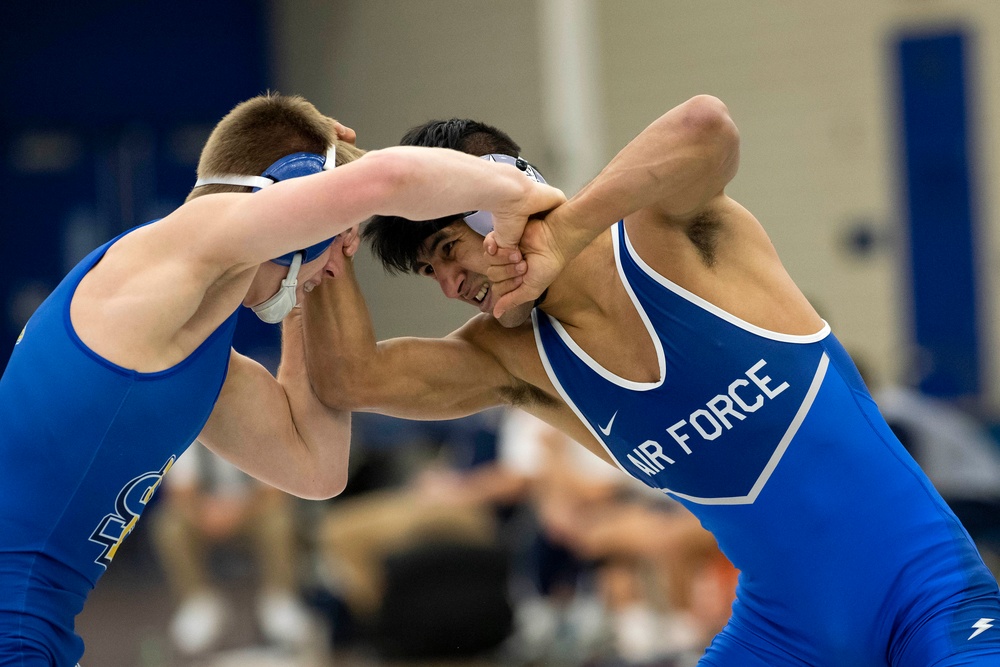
[186,92,365,202]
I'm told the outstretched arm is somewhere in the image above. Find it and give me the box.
[302,254,520,420]
[185,146,565,273]
[486,95,740,317]
[197,306,352,500]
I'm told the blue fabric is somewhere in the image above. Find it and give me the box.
[0,222,239,665]
[532,222,1000,665]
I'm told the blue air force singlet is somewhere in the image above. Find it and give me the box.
[0,223,238,666]
[532,222,1000,666]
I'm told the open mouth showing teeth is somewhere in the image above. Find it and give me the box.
[474,283,489,303]
[304,284,315,293]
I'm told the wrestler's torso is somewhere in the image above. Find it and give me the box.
[525,220,999,664]
[0,223,239,665]
[532,220,839,509]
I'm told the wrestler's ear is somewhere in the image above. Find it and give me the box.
[341,227,361,257]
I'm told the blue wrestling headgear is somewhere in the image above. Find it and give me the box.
[194,145,339,323]
[463,153,547,236]
[194,146,339,265]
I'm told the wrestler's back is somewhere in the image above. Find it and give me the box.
[0,225,238,666]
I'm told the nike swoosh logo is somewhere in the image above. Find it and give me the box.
[599,411,618,436]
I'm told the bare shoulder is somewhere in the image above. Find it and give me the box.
[69,207,254,372]
[154,193,259,269]
[449,312,538,374]
[624,196,823,335]
[455,316,614,457]
[450,313,562,409]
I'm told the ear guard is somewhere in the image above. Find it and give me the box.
[195,146,338,265]
[463,153,547,237]
[195,145,339,323]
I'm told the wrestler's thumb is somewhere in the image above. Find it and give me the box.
[493,286,533,319]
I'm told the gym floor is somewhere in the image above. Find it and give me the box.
[75,530,502,667]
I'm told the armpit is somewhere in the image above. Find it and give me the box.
[686,211,722,267]
[496,379,559,408]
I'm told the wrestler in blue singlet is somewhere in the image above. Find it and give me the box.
[533,222,1000,666]
[0,224,238,666]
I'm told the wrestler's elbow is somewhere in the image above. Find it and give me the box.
[681,95,735,134]
[314,463,350,500]
[294,434,351,500]
[682,96,740,160]
[296,463,349,500]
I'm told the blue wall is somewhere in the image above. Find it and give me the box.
[0,0,277,367]
[897,31,983,398]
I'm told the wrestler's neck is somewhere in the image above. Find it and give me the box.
[535,229,615,326]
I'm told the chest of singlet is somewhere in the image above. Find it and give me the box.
[532,222,831,504]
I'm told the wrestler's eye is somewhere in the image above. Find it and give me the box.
[442,241,456,258]
[417,263,434,277]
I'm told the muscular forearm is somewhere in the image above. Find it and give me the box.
[225,147,564,269]
[302,258,382,410]
[301,260,479,417]
[367,147,536,222]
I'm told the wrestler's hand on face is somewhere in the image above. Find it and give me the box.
[482,234,531,327]
[333,121,357,145]
[484,211,567,322]
[484,179,565,326]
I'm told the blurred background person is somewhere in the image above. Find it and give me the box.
[316,410,520,662]
[502,410,737,667]
[151,442,315,658]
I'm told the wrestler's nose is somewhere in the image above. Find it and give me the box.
[435,265,464,300]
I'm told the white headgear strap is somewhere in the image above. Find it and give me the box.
[194,146,338,189]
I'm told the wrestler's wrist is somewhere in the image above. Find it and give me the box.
[548,204,598,265]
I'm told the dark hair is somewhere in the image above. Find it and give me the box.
[363,119,521,274]
[399,119,520,156]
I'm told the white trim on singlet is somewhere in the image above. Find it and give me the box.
[531,310,831,505]
[537,225,667,391]
[667,352,829,505]
[531,309,637,478]
[618,222,831,344]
